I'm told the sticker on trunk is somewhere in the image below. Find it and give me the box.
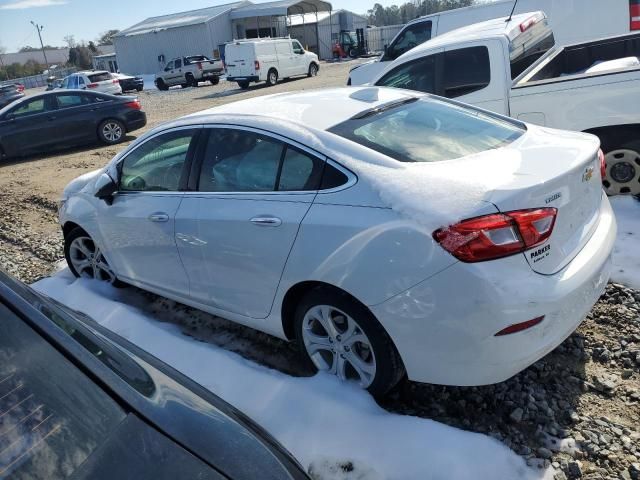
[530,244,551,263]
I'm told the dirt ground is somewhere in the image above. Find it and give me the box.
[1,60,638,480]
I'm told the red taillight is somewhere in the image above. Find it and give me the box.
[124,99,141,110]
[519,13,543,32]
[495,316,545,336]
[433,208,557,263]
[113,79,119,84]
[631,2,640,30]
[16,84,24,92]
[254,60,260,71]
[87,83,99,88]
[598,148,606,179]
[197,62,203,70]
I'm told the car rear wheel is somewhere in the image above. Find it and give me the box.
[98,119,125,145]
[65,228,122,286]
[603,142,640,196]
[295,288,405,396]
[210,77,220,85]
[186,73,198,87]
[136,86,143,92]
[266,69,278,87]
[237,80,250,89]
[308,63,318,77]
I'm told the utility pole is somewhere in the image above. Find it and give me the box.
[30,21,49,68]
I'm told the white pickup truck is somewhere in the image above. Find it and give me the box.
[155,55,224,90]
[372,12,640,196]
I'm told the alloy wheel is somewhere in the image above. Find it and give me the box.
[69,236,116,283]
[301,305,376,388]
[102,122,123,143]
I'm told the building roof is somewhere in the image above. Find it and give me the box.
[230,0,331,20]
[115,1,250,38]
[286,9,366,26]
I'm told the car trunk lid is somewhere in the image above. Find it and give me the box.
[487,126,602,275]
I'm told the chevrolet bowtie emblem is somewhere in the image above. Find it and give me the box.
[582,166,594,182]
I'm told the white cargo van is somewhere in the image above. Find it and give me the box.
[349,0,635,85]
[225,38,320,89]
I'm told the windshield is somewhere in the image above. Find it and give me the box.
[0,302,125,479]
[329,97,525,163]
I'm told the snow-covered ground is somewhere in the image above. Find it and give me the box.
[610,196,640,290]
[32,271,552,480]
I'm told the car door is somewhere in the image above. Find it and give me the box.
[96,127,201,298]
[175,126,324,319]
[163,61,175,85]
[172,58,184,85]
[290,40,306,75]
[51,92,96,144]
[0,95,58,156]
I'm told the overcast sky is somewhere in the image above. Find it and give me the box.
[0,0,399,52]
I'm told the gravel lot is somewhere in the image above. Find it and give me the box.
[1,60,639,480]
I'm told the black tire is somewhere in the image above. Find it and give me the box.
[265,68,278,87]
[186,73,198,87]
[294,287,405,397]
[156,79,168,91]
[601,138,640,197]
[210,76,220,86]
[348,48,358,59]
[136,86,143,92]
[64,227,124,287]
[308,63,318,77]
[180,83,189,89]
[97,119,125,145]
[237,80,250,89]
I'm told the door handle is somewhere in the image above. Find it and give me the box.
[148,212,169,222]
[250,216,282,227]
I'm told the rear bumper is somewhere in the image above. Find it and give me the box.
[124,112,147,132]
[371,193,616,386]
[226,75,259,83]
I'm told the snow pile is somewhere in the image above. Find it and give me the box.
[610,196,640,290]
[33,273,552,480]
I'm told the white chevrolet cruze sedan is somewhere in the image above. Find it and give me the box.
[59,87,616,395]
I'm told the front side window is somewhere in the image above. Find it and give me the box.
[164,61,174,71]
[198,129,324,192]
[120,129,198,191]
[443,46,490,98]
[329,97,525,163]
[10,98,47,118]
[376,54,438,94]
[292,41,304,54]
[384,21,432,61]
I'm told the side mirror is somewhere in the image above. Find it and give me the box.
[94,173,117,204]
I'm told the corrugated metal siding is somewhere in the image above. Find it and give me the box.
[365,24,404,53]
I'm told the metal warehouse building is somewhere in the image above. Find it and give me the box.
[113,0,363,74]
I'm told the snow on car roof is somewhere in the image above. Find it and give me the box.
[187,87,422,131]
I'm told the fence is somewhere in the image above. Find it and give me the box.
[2,67,78,89]
[365,24,404,53]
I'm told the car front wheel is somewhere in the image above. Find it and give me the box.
[65,227,120,285]
[295,288,405,396]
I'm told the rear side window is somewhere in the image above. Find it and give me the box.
[443,46,490,98]
[88,72,112,83]
[175,59,182,69]
[375,54,438,94]
[278,147,323,191]
[329,97,524,163]
[56,93,90,108]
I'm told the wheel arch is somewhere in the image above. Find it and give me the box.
[583,124,640,151]
[62,221,85,238]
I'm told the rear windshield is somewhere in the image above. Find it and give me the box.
[510,22,556,79]
[328,97,525,163]
[88,72,113,83]
[185,56,210,64]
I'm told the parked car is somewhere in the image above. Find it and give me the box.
[0,83,25,108]
[59,87,616,396]
[60,70,122,95]
[155,55,223,90]
[0,91,146,159]
[372,12,640,196]
[348,0,635,85]
[0,269,308,479]
[225,38,319,89]
[115,73,144,92]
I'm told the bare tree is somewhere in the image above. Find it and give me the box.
[63,35,76,48]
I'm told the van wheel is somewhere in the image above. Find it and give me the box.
[294,287,405,397]
[237,80,250,89]
[308,63,318,77]
[603,140,640,196]
[266,69,278,87]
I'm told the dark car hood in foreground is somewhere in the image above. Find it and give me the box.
[0,271,308,480]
